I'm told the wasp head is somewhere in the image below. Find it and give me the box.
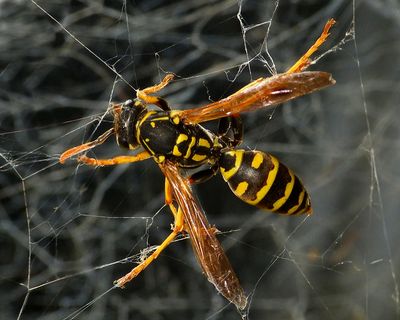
[111,99,146,150]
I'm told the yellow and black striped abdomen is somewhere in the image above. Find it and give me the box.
[219,150,311,215]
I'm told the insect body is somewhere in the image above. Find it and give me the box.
[113,99,311,215]
[59,19,336,310]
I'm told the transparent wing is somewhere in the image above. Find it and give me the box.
[178,71,335,124]
[159,162,247,310]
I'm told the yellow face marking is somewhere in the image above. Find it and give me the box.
[145,138,150,142]
[172,145,182,157]
[156,155,165,163]
[235,181,249,197]
[220,150,244,181]
[150,122,156,128]
[245,155,279,205]
[271,170,295,211]
[287,189,305,215]
[198,138,210,148]
[184,136,196,159]
[176,134,188,144]
[251,152,263,169]
[191,154,207,162]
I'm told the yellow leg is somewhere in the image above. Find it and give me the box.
[137,74,174,107]
[76,150,151,167]
[286,18,336,74]
[164,177,172,203]
[115,179,184,288]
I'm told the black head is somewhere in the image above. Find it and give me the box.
[112,99,146,149]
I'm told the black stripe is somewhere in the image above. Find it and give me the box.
[257,162,291,210]
[292,190,311,214]
[220,152,237,176]
[195,145,211,155]
[276,176,303,214]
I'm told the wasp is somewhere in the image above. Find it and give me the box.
[60,19,336,310]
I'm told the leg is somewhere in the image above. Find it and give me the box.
[115,208,183,287]
[137,74,174,111]
[286,19,335,73]
[59,128,114,164]
[77,150,151,166]
[188,165,219,185]
[218,115,243,148]
[151,97,170,112]
[164,177,185,223]
[115,177,184,288]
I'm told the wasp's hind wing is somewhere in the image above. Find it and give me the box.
[178,71,335,124]
[159,162,247,310]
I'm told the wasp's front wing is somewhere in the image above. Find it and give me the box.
[178,71,335,125]
[159,162,247,310]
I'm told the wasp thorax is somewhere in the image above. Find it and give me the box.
[112,99,146,150]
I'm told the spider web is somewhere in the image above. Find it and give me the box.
[1,0,399,319]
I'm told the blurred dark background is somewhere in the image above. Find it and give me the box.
[1,1,399,319]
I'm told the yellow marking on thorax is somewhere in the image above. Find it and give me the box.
[141,138,155,155]
[136,111,156,143]
[245,155,279,205]
[198,138,210,148]
[235,181,249,197]
[156,155,165,163]
[271,170,295,211]
[192,154,207,162]
[143,141,155,156]
[150,122,156,128]
[172,145,182,157]
[172,116,180,125]
[251,152,263,169]
[151,116,169,122]
[287,189,305,214]
[220,150,244,181]
[169,111,181,124]
[184,137,196,159]
[176,134,188,144]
